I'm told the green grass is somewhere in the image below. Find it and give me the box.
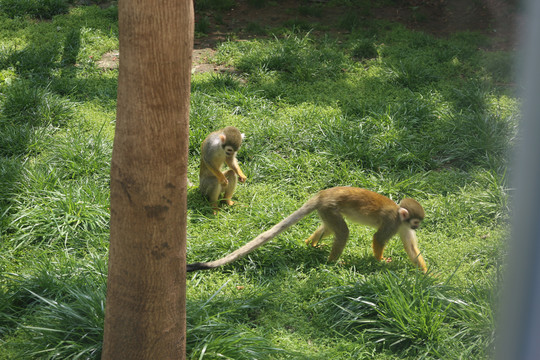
[0,0,70,19]
[0,3,518,359]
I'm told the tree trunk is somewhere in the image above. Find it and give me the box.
[102,0,193,358]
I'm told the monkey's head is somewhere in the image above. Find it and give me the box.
[398,198,425,230]
[220,126,244,156]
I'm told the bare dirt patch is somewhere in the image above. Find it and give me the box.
[191,48,236,75]
[96,50,119,70]
[97,48,234,74]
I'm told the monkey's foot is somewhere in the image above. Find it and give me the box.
[210,202,220,215]
[223,199,235,206]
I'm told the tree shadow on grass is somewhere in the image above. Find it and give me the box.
[0,8,119,235]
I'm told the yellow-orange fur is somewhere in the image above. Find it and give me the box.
[188,187,427,272]
[199,126,246,213]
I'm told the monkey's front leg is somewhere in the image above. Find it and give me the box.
[213,169,230,187]
[225,157,246,183]
[398,227,427,273]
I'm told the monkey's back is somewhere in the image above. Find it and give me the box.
[317,187,398,227]
[199,132,226,177]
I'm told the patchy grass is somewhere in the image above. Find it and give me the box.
[0,2,517,359]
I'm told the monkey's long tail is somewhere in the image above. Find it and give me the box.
[186,197,318,272]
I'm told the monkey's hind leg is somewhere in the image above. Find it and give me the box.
[305,225,333,247]
[222,169,238,206]
[200,176,222,213]
[318,209,349,262]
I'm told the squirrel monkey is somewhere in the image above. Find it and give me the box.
[187,187,427,272]
[199,126,247,213]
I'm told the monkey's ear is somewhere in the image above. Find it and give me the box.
[398,207,410,222]
[219,134,226,143]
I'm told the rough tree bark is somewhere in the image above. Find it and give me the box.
[102,0,193,359]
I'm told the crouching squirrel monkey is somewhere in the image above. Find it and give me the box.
[187,187,427,272]
[199,126,247,213]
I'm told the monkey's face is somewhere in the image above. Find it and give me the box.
[399,198,425,230]
[223,144,237,157]
[221,127,243,156]
[407,218,422,230]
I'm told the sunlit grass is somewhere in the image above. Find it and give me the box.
[0,2,517,359]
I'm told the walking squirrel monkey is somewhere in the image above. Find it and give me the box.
[199,126,247,213]
[187,187,427,272]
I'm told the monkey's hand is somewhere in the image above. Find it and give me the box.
[220,178,229,186]
[238,175,247,183]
